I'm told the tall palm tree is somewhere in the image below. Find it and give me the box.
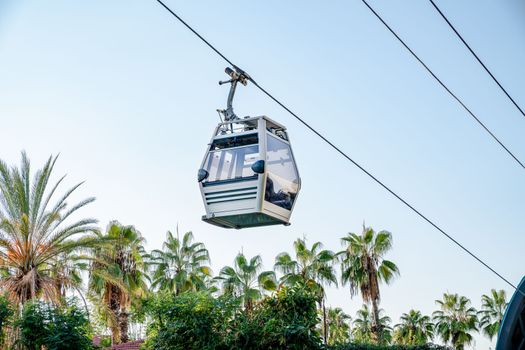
[433,293,478,350]
[0,152,98,304]
[352,303,392,345]
[479,289,507,341]
[322,307,351,345]
[89,222,148,345]
[393,309,434,345]
[338,225,399,341]
[147,229,211,295]
[217,253,276,313]
[274,237,337,343]
[48,251,91,315]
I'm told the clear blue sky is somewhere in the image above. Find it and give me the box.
[1,1,524,348]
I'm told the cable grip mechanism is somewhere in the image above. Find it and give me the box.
[218,67,250,122]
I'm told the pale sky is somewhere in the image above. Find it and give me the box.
[1,1,524,348]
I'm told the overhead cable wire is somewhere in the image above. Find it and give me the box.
[154,0,520,293]
[361,0,525,171]
[429,0,525,120]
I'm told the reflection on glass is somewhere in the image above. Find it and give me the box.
[205,145,259,182]
[265,134,299,210]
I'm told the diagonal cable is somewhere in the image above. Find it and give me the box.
[155,0,521,293]
[361,0,525,171]
[429,0,525,120]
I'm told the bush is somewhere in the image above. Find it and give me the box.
[144,286,322,350]
[0,296,14,345]
[16,299,93,350]
[328,344,452,350]
[227,285,322,350]
[143,291,237,350]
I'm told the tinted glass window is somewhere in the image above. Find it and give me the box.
[204,145,259,182]
[210,133,258,150]
[265,134,299,210]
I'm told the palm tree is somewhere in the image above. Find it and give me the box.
[48,251,91,315]
[433,293,478,350]
[393,309,434,345]
[217,253,276,313]
[89,222,148,345]
[274,237,337,343]
[338,225,399,341]
[352,303,392,345]
[322,307,351,345]
[0,152,98,304]
[479,289,507,341]
[147,229,211,295]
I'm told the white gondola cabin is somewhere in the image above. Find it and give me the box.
[198,115,300,229]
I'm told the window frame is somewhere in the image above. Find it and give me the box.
[203,143,260,184]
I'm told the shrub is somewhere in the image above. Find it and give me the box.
[327,344,452,350]
[143,291,238,350]
[15,299,93,350]
[0,296,14,345]
[226,285,322,350]
[144,285,322,350]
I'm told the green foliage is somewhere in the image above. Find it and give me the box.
[274,237,338,343]
[143,291,238,350]
[478,289,507,340]
[217,253,277,312]
[15,299,93,350]
[228,285,323,350]
[432,293,478,350]
[89,221,148,344]
[393,310,434,345]
[328,344,451,350]
[339,226,399,301]
[0,296,14,345]
[322,307,352,345]
[274,237,338,295]
[339,226,399,343]
[352,304,392,345]
[0,152,98,305]
[144,285,322,350]
[147,230,212,295]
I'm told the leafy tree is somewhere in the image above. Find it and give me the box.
[89,221,148,344]
[433,293,478,350]
[478,289,507,341]
[0,296,13,346]
[0,152,97,304]
[353,304,392,345]
[144,285,323,350]
[322,307,352,345]
[393,310,434,345]
[274,237,337,343]
[16,299,93,350]
[274,238,337,289]
[217,253,276,313]
[328,344,451,350]
[147,229,211,295]
[339,225,399,342]
[143,291,237,350]
[49,252,87,298]
[231,284,323,350]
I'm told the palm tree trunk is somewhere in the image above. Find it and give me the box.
[111,325,120,346]
[74,286,90,323]
[110,286,121,344]
[322,299,328,345]
[371,298,380,343]
[245,298,253,315]
[119,311,130,344]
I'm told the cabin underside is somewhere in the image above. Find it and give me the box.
[202,212,287,229]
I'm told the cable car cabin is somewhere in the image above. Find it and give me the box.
[197,116,300,229]
[496,276,525,350]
